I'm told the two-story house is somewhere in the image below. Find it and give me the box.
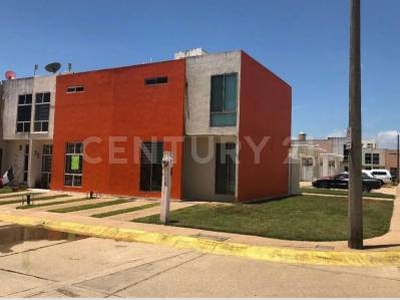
[1,49,291,202]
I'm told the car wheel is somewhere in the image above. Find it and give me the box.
[362,185,371,193]
[379,180,384,186]
[320,182,329,189]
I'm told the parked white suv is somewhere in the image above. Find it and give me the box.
[363,169,392,184]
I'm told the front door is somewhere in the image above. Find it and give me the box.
[215,143,236,194]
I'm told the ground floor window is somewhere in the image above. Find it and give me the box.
[215,143,236,194]
[41,144,52,188]
[140,142,163,192]
[64,142,83,187]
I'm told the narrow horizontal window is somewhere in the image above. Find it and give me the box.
[66,86,85,94]
[145,77,168,85]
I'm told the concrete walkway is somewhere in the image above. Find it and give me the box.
[0,186,399,266]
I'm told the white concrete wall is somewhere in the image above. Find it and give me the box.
[2,75,56,140]
[185,51,241,136]
[183,136,237,201]
[4,141,26,183]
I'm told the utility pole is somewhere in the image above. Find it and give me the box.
[397,132,399,184]
[348,0,363,249]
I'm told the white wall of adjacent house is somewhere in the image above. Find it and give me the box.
[2,75,56,140]
[184,51,241,136]
[1,76,55,186]
[183,136,237,201]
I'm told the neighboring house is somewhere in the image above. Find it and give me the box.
[384,149,399,181]
[291,133,342,181]
[362,148,385,170]
[292,133,397,182]
[1,75,56,187]
[1,49,292,202]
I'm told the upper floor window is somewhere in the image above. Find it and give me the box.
[210,73,237,127]
[66,86,85,94]
[145,77,168,85]
[16,94,32,133]
[34,92,50,132]
[372,153,379,165]
[365,153,372,164]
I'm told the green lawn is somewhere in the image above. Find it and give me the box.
[135,195,394,241]
[49,199,130,213]
[300,187,395,199]
[91,203,160,218]
[0,187,13,194]
[17,198,87,209]
[0,193,69,206]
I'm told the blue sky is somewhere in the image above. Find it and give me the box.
[1,0,399,148]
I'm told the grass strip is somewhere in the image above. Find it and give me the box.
[17,198,88,209]
[91,202,160,218]
[0,192,45,200]
[49,199,130,213]
[0,193,70,206]
[300,188,395,199]
[135,195,393,241]
[0,187,13,194]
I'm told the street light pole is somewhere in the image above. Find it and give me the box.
[348,0,363,249]
[397,132,399,184]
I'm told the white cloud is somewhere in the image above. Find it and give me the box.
[376,130,399,149]
[327,129,347,138]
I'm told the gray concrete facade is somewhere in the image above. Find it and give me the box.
[1,76,56,186]
[183,51,242,200]
[185,51,241,136]
[2,76,56,140]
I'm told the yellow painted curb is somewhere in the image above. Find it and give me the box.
[1,213,400,267]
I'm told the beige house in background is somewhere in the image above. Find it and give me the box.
[291,133,343,182]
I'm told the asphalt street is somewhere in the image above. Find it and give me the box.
[1,227,400,297]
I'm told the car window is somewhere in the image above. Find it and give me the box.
[335,174,348,180]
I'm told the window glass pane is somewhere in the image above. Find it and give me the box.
[140,164,151,190]
[42,156,52,172]
[211,113,236,127]
[17,106,31,121]
[42,122,49,132]
[16,123,23,132]
[140,142,163,191]
[71,155,81,171]
[36,93,43,103]
[151,164,162,191]
[224,74,237,111]
[66,144,75,154]
[64,175,73,186]
[75,143,83,154]
[24,123,30,132]
[34,122,41,132]
[43,92,50,103]
[153,142,163,164]
[26,94,32,104]
[210,75,223,112]
[18,95,25,104]
[35,104,50,121]
[73,176,82,186]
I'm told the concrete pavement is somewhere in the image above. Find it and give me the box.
[0,186,399,267]
[2,236,400,297]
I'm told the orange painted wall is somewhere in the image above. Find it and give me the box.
[51,60,186,199]
[238,52,292,202]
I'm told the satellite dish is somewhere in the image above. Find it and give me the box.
[45,62,61,73]
[5,70,16,80]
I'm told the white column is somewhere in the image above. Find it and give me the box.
[160,152,174,225]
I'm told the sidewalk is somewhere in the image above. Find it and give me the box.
[0,186,399,267]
